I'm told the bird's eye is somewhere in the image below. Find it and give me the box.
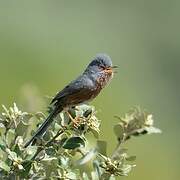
[99,65,105,70]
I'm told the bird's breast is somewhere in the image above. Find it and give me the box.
[95,72,113,89]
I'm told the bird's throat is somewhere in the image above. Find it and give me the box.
[96,72,113,89]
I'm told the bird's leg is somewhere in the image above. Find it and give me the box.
[65,110,80,128]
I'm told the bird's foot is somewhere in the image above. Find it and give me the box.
[66,110,80,128]
[72,117,81,128]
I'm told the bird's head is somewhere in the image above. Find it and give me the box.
[85,53,117,74]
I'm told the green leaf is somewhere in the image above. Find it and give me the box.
[83,108,92,118]
[100,173,112,179]
[13,143,22,156]
[35,112,46,120]
[66,172,77,179]
[6,148,18,161]
[19,160,33,178]
[63,137,85,149]
[93,160,102,178]
[0,123,6,135]
[60,156,69,168]
[16,120,29,136]
[91,171,98,179]
[17,164,24,170]
[6,129,15,146]
[18,113,33,126]
[111,148,128,161]
[120,164,136,176]
[109,175,116,180]
[82,172,90,180]
[144,126,162,134]
[25,146,37,160]
[76,148,97,165]
[41,157,58,177]
[0,161,10,172]
[54,122,61,131]
[113,124,124,140]
[60,112,70,126]
[45,147,56,156]
[126,155,136,161]
[97,140,107,156]
[42,157,58,162]
[0,142,6,152]
[76,104,93,117]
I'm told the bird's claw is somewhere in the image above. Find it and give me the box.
[72,117,81,128]
[65,110,81,128]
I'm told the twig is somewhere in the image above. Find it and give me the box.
[111,133,127,160]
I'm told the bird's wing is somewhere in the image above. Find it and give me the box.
[51,75,94,105]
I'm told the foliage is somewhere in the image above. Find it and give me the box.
[0,103,161,179]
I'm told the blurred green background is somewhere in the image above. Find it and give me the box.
[0,1,179,179]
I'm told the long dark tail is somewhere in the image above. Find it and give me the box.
[24,106,63,148]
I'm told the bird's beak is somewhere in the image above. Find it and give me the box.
[112,65,118,69]
[104,66,118,74]
[111,65,118,73]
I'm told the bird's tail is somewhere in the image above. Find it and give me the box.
[24,106,63,148]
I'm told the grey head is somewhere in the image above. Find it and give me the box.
[88,53,112,68]
[89,53,112,68]
[85,53,113,74]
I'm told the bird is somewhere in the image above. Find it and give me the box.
[24,53,117,147]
